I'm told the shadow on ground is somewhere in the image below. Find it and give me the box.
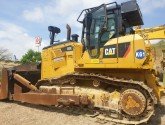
[147,103,165,125]
[15,101,94,117]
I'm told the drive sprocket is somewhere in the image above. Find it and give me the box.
[120,89,146,116]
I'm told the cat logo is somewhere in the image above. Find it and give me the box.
[105,48,116,56]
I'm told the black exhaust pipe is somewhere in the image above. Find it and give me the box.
[66,24,71,41]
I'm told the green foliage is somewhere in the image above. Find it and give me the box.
[20,49,41,64]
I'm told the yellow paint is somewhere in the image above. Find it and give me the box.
[41,26,165,101]
[41,42,82,79]
[135,25,165,40]
[91,59,100,64]
[126,96,140,109]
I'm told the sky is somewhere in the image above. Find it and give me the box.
[0,0,165,59]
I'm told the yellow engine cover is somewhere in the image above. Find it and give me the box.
[41,41,82,79]
[77,34,153,69]
[41,34,154,80]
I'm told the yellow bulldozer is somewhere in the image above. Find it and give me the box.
[161,50,165,85]
[161,50,165,70]
[0,0,165,124]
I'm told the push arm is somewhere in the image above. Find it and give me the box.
[135,25,165,40]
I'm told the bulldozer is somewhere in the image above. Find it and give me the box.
[0,0,165,124]
[161,49,165,70]
[161,50,165,85]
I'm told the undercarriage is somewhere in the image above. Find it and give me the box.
[0,67,157,125]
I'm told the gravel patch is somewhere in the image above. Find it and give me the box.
[0,96,165,125]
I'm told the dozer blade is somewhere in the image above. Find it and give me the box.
[0,67,81,106]
[0,68,9,100]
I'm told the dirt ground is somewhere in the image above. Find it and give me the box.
[0,96,165,125]
[0,101,108,125]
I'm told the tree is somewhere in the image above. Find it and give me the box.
[0,47,11,61]
[20,49,41,64]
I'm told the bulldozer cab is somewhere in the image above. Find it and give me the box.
[77,0,143,59]
[78,3,119,58]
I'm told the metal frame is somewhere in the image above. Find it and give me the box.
[0,68,9,100]
[0,68,85,106]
